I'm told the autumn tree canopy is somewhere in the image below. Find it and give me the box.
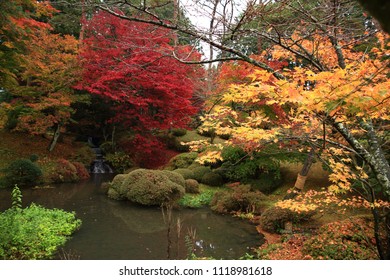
[78,10,205,149]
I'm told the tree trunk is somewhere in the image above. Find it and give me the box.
[48,123,61,152]
[284,148,315,200]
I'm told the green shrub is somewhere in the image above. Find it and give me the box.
[210,185,268,214]
[107,174,129,200]
[72,145,96,166]
[165,152,198,170]
[302,218,377,259]
[221,145,246,162]
[259,206,314,233]
[187,162,202,169]
[42,159,79,184]
[171,128,187,137]
[185,179,200,194]
[2,159,42,187]
[220,145,283,185]
[190,166,211,181]
[164,134,190,152]
[99,141,116,154]
[161,170,186,187]
[0,203,81,259]
[108,169,185,206]
[248,171,283,194]
[173,168,195,180]
[200,172,224,186]
[29,154,39,162]
[105,151,133,173]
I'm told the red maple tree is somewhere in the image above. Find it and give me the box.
[78,11,204,153]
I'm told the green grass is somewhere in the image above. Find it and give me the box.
[178,184,225,208]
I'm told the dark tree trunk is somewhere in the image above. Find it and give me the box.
[284,148,315,200]
[48,123,61,152]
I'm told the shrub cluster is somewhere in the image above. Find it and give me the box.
[210,185,268,214]
[107,169,185,206]
[105,151,133,173]
[184,179,200,194]
[259,206,315,233]
[42,159,89,184]
[173,168,195,180]
[1,159,42,187]
[165,152,198,170]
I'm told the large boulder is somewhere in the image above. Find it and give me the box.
[107,169,185,206]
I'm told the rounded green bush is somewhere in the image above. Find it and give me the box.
[2,159,42,187]
[191,166,211,181]
[109,174,128,198]
[185,179,200,194]
[161,170,186,187]
[29,154,39,162]
[201,172,224,186]
[259,206,315,233]
[99,141,116,154]
[108,169,185,206]
[210,185,268,214]
[165,152,198,170]
[105,152,133,173]
[43,159,79,184]
[171,128,187,137]
[107,187,121,200]
[173,168,195,180]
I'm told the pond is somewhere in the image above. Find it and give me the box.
[0,175,264,260]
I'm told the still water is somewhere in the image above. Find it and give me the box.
[0,175,263,260]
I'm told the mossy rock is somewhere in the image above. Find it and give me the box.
[108,169,185,206]
[185,179,200,194]
[210,185,268,214]
[173,168,195,180]
[200,172,224,186]
[191,166,211,181]
[165,152,198,170]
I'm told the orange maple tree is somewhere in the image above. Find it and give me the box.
[0,1,80,151]
[195,30,390,258]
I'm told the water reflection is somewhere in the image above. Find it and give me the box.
[0,175,263,260]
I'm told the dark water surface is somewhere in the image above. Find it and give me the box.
[0,175,264,259]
